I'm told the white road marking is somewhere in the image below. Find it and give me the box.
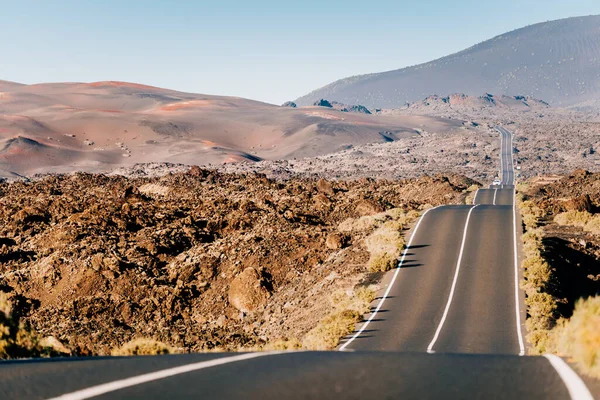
[499,129,504,184]
[427,205,479,353]
[46,352,283,400]
[544,354,594,400]
[493,189,498,205]
[506,129,526,356]
[472,189,479,205]
[339,207,439,351]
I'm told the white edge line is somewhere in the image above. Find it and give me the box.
[472,189,479,205]
[493,188,498,206]
[427,204,479,354]
[46,352,283,400]
[500,129,504,184]
[339,206,439,351]
[508,129,526,356]
[544,354,594,400]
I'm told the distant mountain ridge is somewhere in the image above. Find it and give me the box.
[296,15,600,108]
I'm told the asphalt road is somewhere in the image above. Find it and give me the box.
[497,126,515,186]
[1,127,595,400]
[0,352,577,400]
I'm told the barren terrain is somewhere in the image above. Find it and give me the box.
[296,15,600,109]
[0,80,463,179]
[0,168,475,355]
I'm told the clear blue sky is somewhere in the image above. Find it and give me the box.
[1,1,599,104]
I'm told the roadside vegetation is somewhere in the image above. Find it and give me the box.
[464,184,480,205]
[301,286,376,350]
[339,208,420,273]
[517,194,559,353]
[0,293,64,359]
[518,177,600,379]
[552,296,600,378]
[554,210,600,235]
[255,286,377,351]
[112,338,175,356]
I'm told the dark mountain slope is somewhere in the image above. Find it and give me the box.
[296,15,600,108]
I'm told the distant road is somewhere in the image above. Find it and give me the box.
[497,126,515,186]
[339,130,523,355]
[0,128,595,400]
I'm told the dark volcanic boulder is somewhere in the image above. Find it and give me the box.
[313,99,333,108]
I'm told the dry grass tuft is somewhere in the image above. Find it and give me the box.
[260,338,302,351]
[111,338,174,356]
[338,208,418,273]
[555,210,600,235]
[519,197,543,229]
[301,286,376,350]
[517,195,559,354]
[552,296,600,378]
[0,293,63,359]
[365,221,405,272]
[301,310,362,350]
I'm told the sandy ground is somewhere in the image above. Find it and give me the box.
[0,81,463,179]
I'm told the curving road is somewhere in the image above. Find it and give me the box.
[1,128,595,400]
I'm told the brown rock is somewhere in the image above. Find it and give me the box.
[228,267,269,313]
[314,193,332,207]
[355,200,384,216]
[325,233,346,250]
[316,178,334,195]
[564,194,593,212]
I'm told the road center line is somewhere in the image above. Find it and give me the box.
[46,352,283,400]
[426,204,479,354]
[543,354,594,400]
[339,206,439,351]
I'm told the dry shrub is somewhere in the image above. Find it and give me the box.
[301,310,361,350]
[302,286,376,350]
[331,286,377,315]
[0,293,61,359]
[517,198,559,354]
[519,199,543,229]
[111,338,173,356]
[525,292,557,354]
[555,210,600,235]
[260,338,302,351]
[554,210,592,227]
[338,208,418,234]
[365,221,405,272]
[584,216,600,235]
[522,255,552,291]
[522,229,543,255]
[338,215,378,233]
[338,208,417,273]
[552,296,600,378]
[367,252,397,273]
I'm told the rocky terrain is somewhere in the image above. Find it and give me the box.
[101,97,600,187]
[0,168,476,355]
